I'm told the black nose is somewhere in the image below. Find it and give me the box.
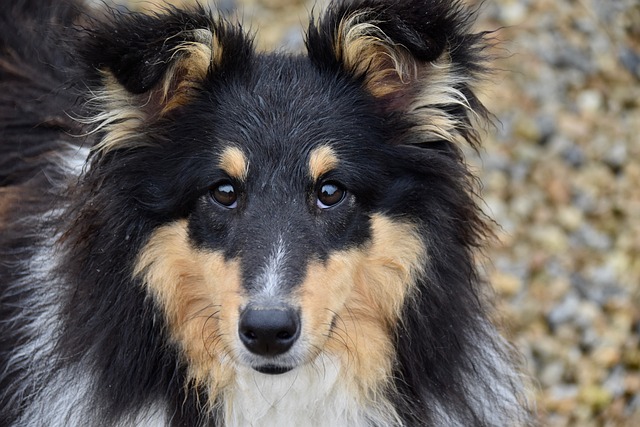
[239,307,300,356]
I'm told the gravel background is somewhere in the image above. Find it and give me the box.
[118,1,640,425]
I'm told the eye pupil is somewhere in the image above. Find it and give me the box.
[211,182,237,207]
[318,182,345,208]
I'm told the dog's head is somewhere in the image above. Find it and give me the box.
[72,0,490,409]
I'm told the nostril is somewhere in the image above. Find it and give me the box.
[238,307,300,356]
[243,330,257,340]
[276,331,291,340]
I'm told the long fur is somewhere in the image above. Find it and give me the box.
[0,1,535,426]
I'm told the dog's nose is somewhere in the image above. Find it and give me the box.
[239,307,300,356]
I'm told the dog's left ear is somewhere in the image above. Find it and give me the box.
[307,0,490,146]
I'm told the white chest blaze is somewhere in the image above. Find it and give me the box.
[221,355,394,427]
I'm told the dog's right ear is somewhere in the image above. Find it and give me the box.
[81,7,252,154]
[306,0,490,147]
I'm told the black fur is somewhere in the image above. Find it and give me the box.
[1,1,533,426]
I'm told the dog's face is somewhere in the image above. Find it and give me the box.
[77,0,487,402]
[132,56,426,392]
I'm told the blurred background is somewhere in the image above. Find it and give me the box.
[113,0,640,425]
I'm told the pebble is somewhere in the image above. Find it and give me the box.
[540,361,567,387]
[548,291,580,326]
[491,270,522,297]
[620,47,640,79]
[579,385,613,411]
[576,90,603,113]
[498,1,527,25]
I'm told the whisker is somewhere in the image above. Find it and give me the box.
[186,304,222,323]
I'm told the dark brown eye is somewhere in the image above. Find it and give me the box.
[210,181,237,208]
[317,182,346,209]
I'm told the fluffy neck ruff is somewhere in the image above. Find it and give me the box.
[220,354,400,427]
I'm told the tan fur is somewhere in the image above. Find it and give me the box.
[297,214,426,400]
[334,12,418,99]
[134,220,242,402]
[218,146,249,181]
[334,10,482,145]
[308,145,339,182]
[408,54,480,144]
[83,72,150,155]
[86,29,224,155]
[162,29,218,113]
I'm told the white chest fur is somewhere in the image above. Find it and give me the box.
[221,355,398,427]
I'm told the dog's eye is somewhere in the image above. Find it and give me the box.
[210,181,237,208]
[317,182,346,209]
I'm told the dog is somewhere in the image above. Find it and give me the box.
[0,0,534,425]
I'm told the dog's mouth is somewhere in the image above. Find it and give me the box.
[253,364,294,375]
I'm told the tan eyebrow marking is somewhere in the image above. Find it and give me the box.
[308,145,339,182]
[218,146,249,180]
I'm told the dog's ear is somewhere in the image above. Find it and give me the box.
[81,7,251,153]
[306,0,490,146]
